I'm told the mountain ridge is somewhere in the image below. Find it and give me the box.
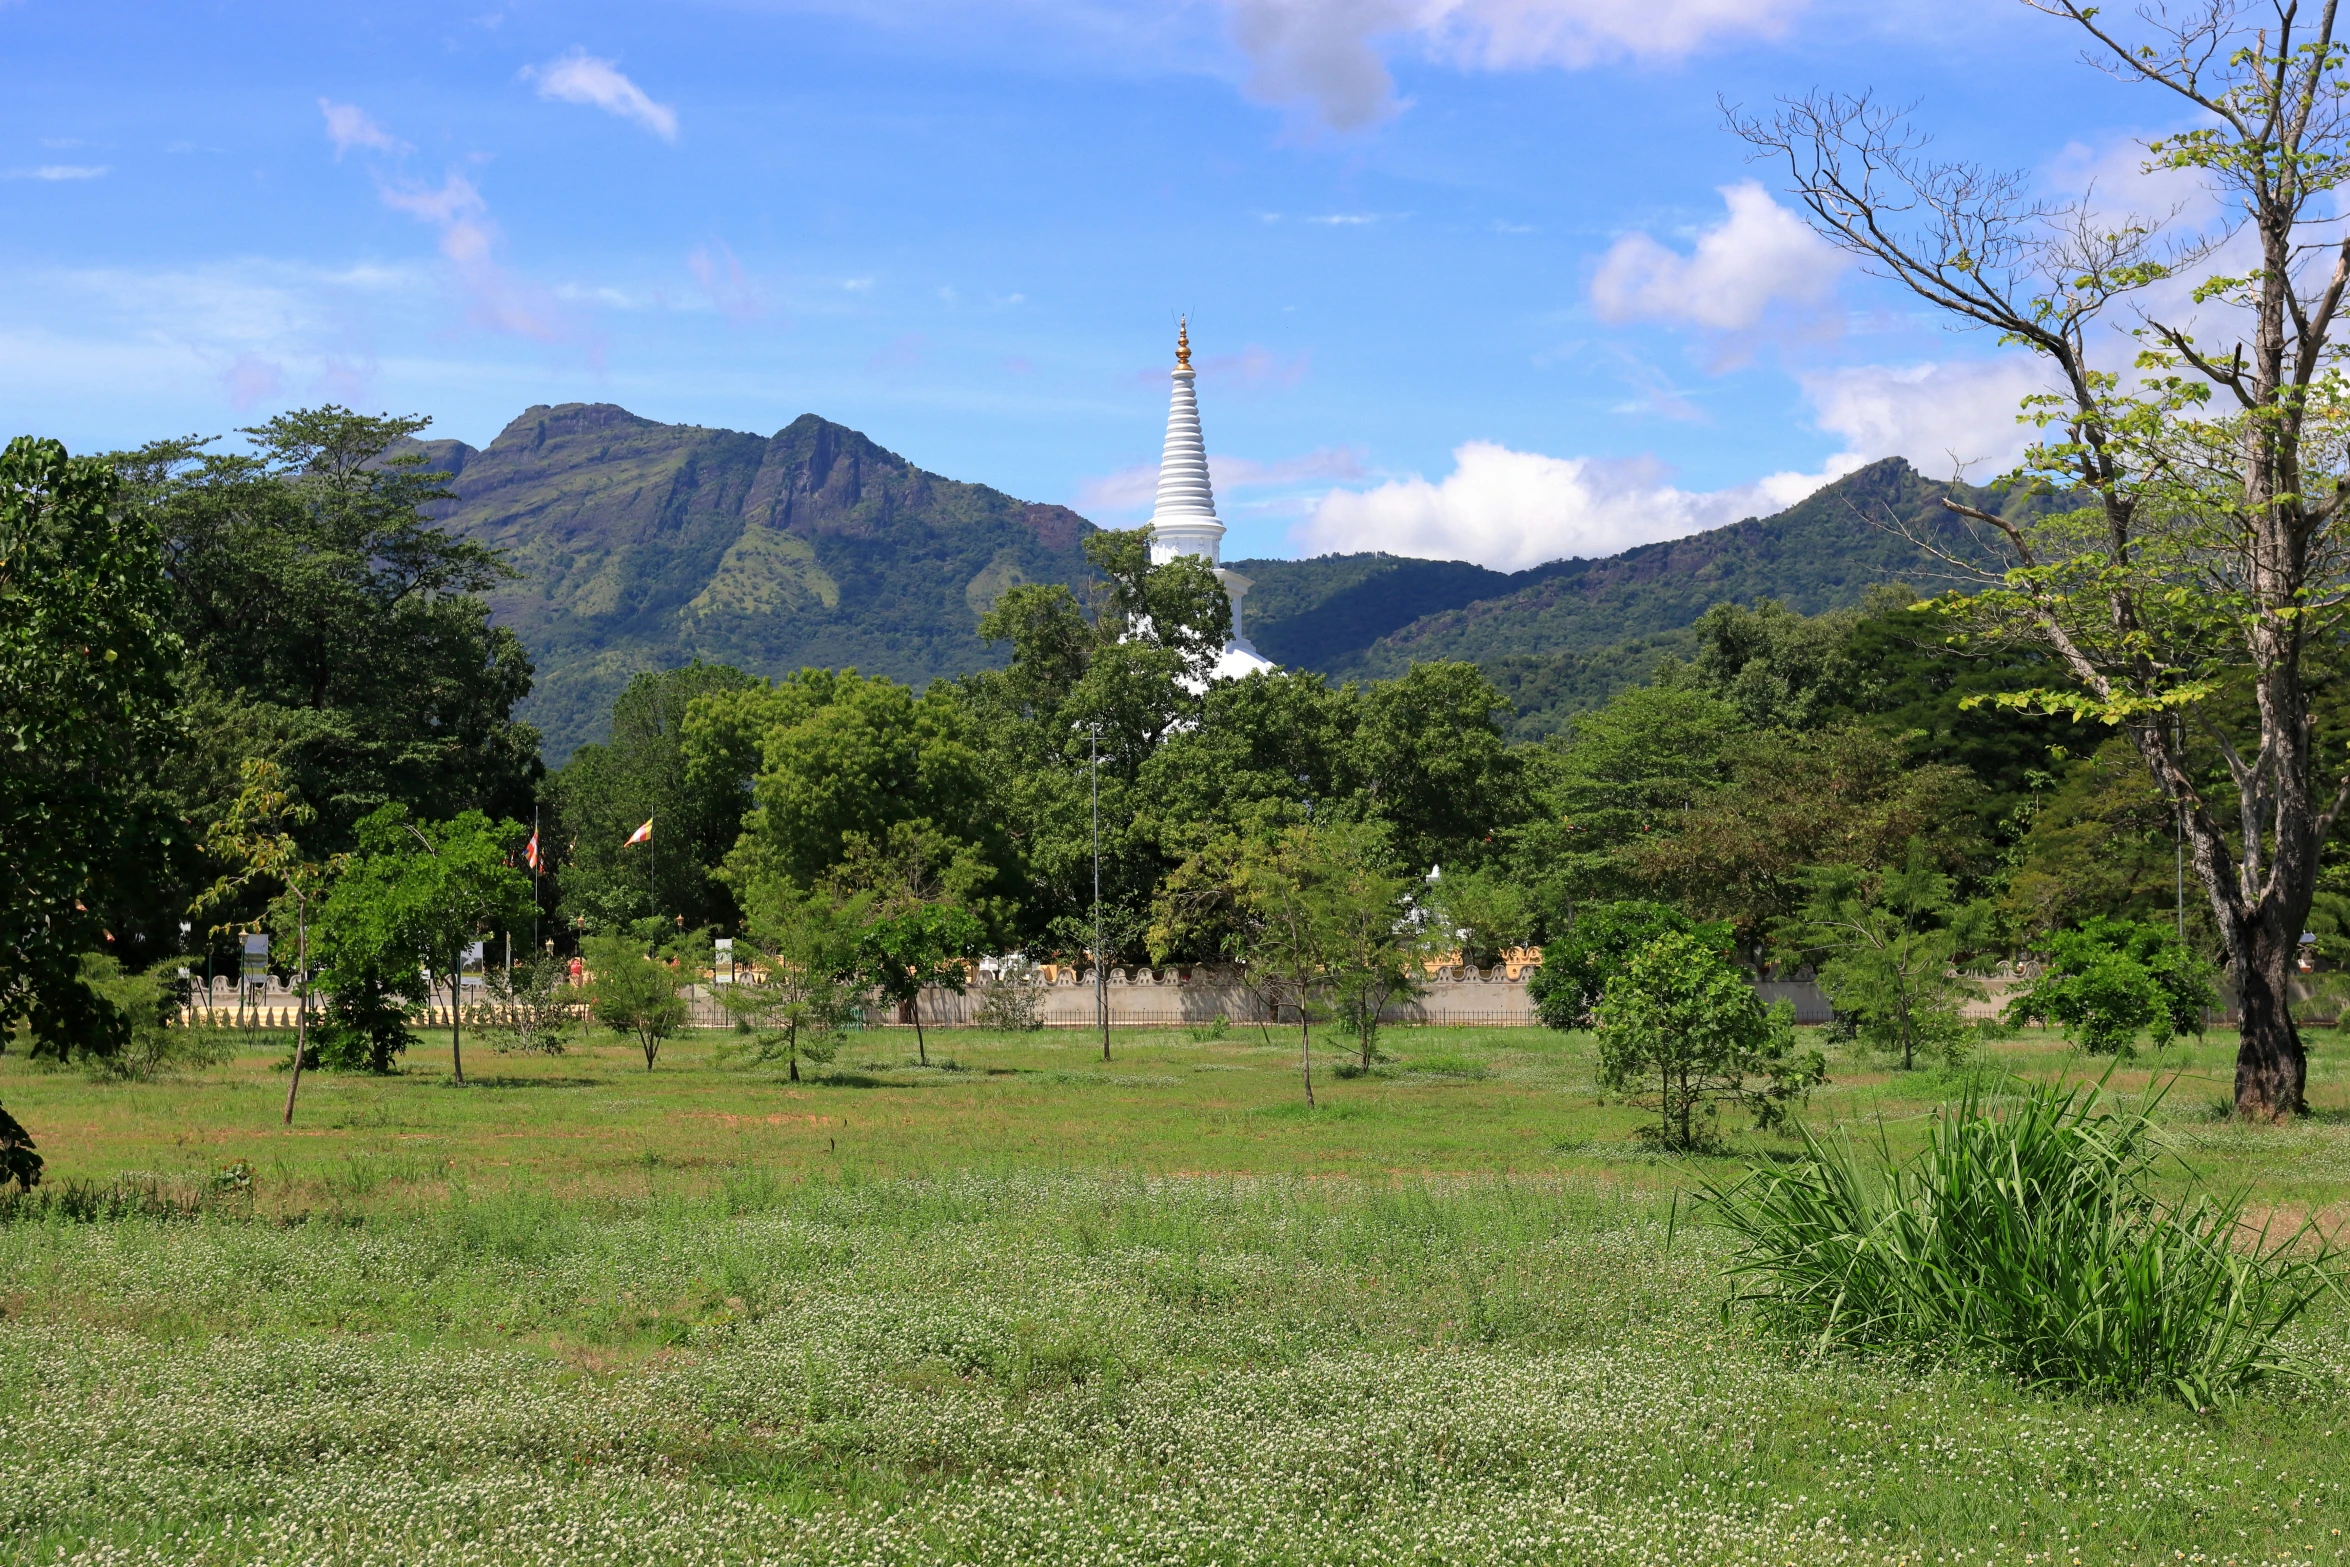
[415,404,2035,755]
[415,403,1095,760]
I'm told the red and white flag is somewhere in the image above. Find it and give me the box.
[524,831,542,872]
[624,818,653,847]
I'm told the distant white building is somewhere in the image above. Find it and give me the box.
[1147,321,1274,680]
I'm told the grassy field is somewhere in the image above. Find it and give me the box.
[2,1021,2348,1565]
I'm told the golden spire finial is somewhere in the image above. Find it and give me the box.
[1176,317,1191,368]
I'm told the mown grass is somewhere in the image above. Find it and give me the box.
[2,1023,2348,1563]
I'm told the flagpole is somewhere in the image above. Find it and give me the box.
[531,804,541,956]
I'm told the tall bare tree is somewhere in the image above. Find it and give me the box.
[1734,1,2350,1119]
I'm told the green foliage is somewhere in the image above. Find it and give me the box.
[1154,813,1423,1094]
[1528,901,1728,1031]
[1596,931,1823,1149]
[1785,843,1988,1071]
[0,1100,39,1191]
[546,661,759,932]
[116,409,539,858]
[1423,863,1534,969]
[720,886,862,1079]
[706,670,996,902]
[480,951,580,1056]
[1,434,181,1062]
[311,805,533,1078]
[2006,917,2218,1057]
[584,933,690,1070]
[1706,1077,2337,1403]
[74,954,233,1082]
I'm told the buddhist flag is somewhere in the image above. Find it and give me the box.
[624,818,653,847]
[524,831,543,872]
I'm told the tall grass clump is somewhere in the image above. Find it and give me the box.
[1703,1075,2339,1404]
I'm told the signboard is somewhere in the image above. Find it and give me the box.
[241,933,268,988]
[714,937,735,984]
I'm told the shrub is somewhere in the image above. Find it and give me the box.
[585,934,689,1070]
[481,951,580,1055]
[1529,901,1730,1030]
[2006,917,2217,1056]
[974,955,1047,1031]
[1596,931,1823,1149]
[77,954,233,1081]
[1703,1075,2337,1404]
[1785,847,1986,1071]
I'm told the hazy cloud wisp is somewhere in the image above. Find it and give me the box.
[524,49,679,141]
[318,100,406,160]
[1225,0,1810,129]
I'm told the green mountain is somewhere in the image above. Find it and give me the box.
[418,404,2035,757]
[1235,457,2039,736]
[416,404,1094,761]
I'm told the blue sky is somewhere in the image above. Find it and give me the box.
[0,0,2179,566]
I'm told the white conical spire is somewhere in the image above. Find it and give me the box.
[1148,319,1223,559]
[1145,319,1270,677]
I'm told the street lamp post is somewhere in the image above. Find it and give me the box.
[1090,723,1109,1062]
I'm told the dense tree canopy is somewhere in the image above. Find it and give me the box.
[0,437,180,1058]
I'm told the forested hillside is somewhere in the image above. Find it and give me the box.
[408,404,2052,755]
[1233,458,2051,735]
[415,404,1095,761]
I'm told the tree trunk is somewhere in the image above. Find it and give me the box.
[2233,922,2308,1121]
[913,996,927,1066]
[1300,1009,1315,1108]
[283,898,308,1126]
[448,967,466,1085]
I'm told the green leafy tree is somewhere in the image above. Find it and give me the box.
[73,954,232,1082]
[548,661,759,930]
[1597,930,1824,1150]
[194,759,331,1119]
[1350,661,1524,876]
[1,435,180,1062]
[312,806,531,1082]
[702,671,998,904]
[1312,820,1426,1072]
[585,932,691,1069]
[1509,686,1743,931]
[114,410,539,862]
[1632,722,1985,940]
[1528,901,1728,1031]
[822,823,993,1066]
[1153,812,1406,1102]
[2007,917,2219,1057]
[1737,10,2350,1119]
[1786,845,1987,1071]
[723,886,863,1080]
[1422,864,1534,970]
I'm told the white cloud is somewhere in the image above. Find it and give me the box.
[1292,440,1835,570]
[7,164,108,180]
[317,100,405,160]
[1225,0,1808,129]
[1289,352,2051,571]
[523,48,678,142]
[1590,181,1844,340]
[1800,356,2047,479]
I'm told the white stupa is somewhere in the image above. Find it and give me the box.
[1149,321,1274,679]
